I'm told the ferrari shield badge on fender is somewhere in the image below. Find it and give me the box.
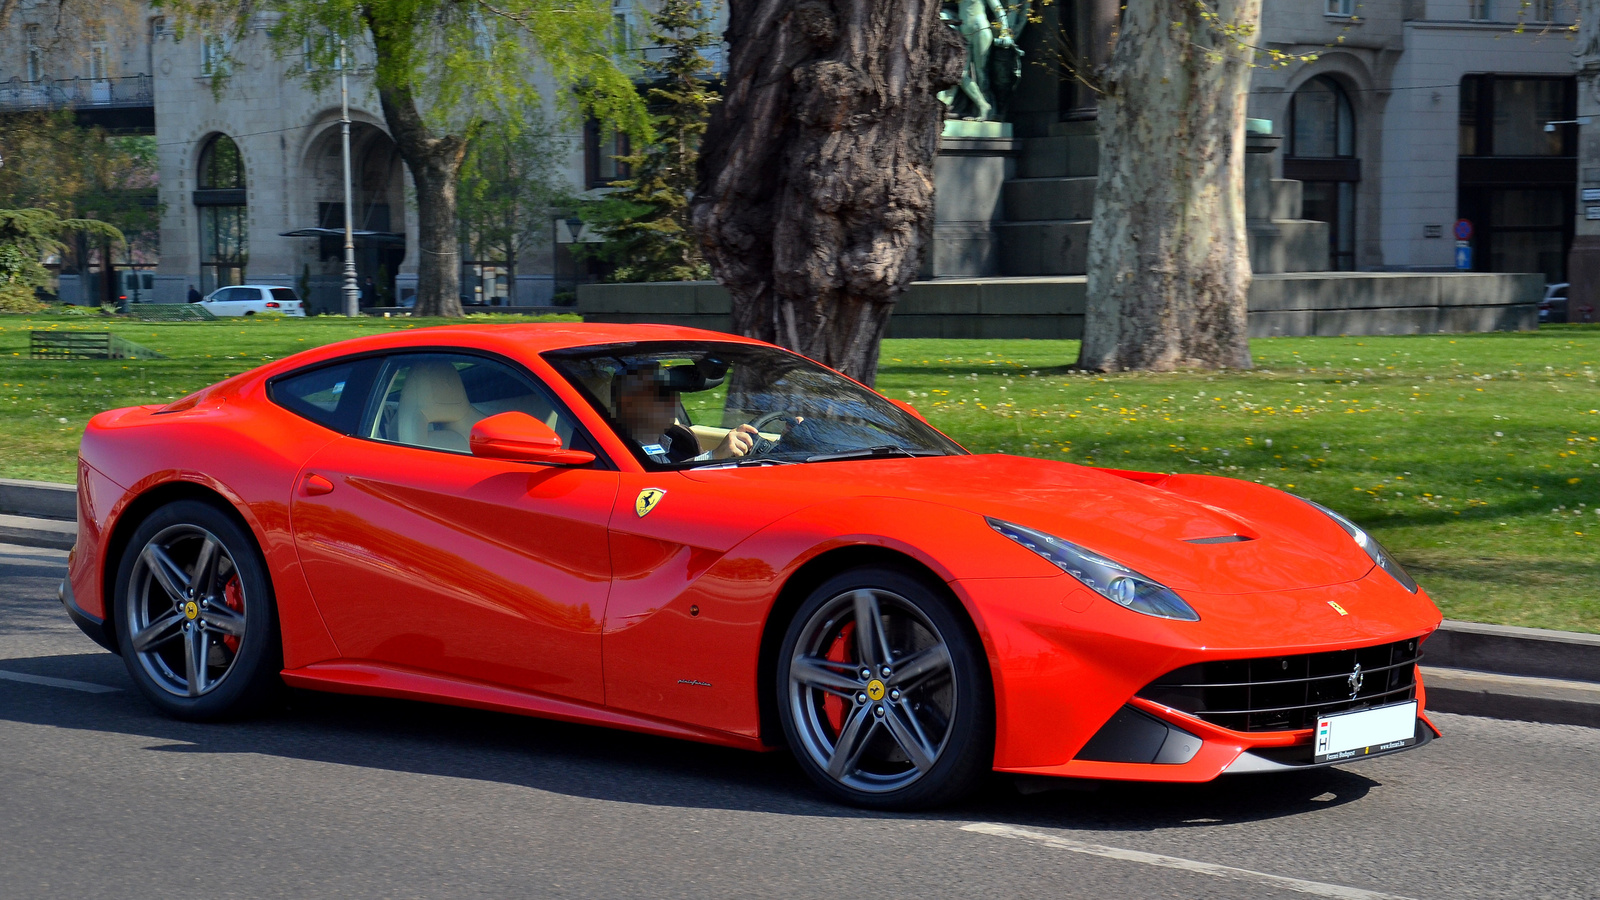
[635,488,667,517]
[1327,600,1350,617]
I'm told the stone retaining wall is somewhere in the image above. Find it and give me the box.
[578,272,1541,340]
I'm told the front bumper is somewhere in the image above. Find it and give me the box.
[950,568,1443,782]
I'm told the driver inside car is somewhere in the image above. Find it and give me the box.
[613,362,760,463]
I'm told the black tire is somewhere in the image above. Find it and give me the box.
[776,566,993,809]
[112,499,282,720]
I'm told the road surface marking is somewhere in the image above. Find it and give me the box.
[0,669,121,693]
[962,822,1417,900]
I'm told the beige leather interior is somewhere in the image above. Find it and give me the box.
[396,361,482,452]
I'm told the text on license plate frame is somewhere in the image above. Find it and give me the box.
[1313,701,1418,763]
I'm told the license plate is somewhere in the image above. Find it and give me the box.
[1313,701,1418,763]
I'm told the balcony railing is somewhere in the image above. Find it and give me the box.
[0,74,154,111]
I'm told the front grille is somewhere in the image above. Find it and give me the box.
[1136,638,1421,732]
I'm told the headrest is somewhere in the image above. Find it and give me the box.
[401,360,472,423]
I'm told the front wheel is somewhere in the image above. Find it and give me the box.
[113,499,282,720]
[777,566,993,809]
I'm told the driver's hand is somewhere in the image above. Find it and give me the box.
[712,423,760,459]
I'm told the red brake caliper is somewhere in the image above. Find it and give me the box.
[822,623,855,734]
[221,575,244,653]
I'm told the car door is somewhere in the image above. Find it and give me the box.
[204,286,245,316]
[289,351,618,704]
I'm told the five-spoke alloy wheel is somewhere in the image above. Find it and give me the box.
[114,500,281,719]
[777,566,992,809]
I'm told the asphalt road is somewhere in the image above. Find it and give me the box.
[2,542,1596,900]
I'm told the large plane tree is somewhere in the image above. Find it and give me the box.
[692,0,965,386]
[1078,0,1263,371]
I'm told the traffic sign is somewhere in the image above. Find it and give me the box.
[1455,241,1473,270]
[1454,219,1473,241]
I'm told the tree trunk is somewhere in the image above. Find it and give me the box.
[693,0,964,386]
[370,27,466,318]
[1078,0,1261,372]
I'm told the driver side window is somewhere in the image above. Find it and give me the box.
[365,352,587,455]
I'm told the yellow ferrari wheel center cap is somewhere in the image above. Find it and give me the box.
[183,600,199,620]
[866,679,885,701]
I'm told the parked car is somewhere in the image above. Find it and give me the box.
[199,285,307,317]
[62,324,1442,809]
[1539,283,1569,323]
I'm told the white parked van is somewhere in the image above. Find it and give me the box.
[199,285,308,317]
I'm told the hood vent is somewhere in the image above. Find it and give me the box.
[1185,534,1253,544]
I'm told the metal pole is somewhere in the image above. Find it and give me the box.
[340,40,360,317]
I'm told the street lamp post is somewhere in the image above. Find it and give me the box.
[339,39,360,317]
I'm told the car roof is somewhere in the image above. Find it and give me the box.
[254,322,768,378]
[212,285,294,291]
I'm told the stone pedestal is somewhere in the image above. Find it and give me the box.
[927,132,1016,277]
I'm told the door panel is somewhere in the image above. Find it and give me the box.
[291,436,617,703]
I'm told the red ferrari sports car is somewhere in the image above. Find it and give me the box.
[60,323,1442,808]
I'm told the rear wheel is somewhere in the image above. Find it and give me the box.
[113,499,281,720]
[777,566,993,809]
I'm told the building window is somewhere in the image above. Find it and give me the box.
[25,25,44,82]
[1286,76,1359,271]
[200,34,231,77]
[195,134,248,293]
[1528,0,1555,21]
[1468,0,1490,19]
[584,120,631,188]
[1459,74,1573,158]
[1457,74,1576,283]
[1325,0,1354,16]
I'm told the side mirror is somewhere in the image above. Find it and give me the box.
[887,398,929,424]
[469,412,595,465]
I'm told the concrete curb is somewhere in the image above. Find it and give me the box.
[0,478,76,522]
[0,513,76,551]
[1421,667,1600,729]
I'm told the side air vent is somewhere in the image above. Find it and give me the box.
[1185,535,1253,544]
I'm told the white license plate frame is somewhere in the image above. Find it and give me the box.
[1313,701,1418,763]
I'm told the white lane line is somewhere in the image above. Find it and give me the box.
[961,822,1417,900]
[0,669,122,693]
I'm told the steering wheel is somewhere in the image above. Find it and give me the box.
[744,411,799,456]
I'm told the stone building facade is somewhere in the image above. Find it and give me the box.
[0,1,1585,304]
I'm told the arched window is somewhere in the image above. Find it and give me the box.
[1288,76,1355,159]
[194,134,247,292]
[1286,76,1359,270]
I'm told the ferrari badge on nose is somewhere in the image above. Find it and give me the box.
[635,488,666,517]
[1327,600,1350,617]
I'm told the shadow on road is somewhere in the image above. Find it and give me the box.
[0,649,1379,831]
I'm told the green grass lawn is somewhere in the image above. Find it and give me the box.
[4,311,1598,633]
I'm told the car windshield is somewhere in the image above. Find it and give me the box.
[544,342,965,468]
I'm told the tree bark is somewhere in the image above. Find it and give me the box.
[370,27,466,318]
[693,0,964,386]
[1078,0,1261,372]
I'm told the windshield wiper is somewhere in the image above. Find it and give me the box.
[694,457,797,469]
[804,446,946,463]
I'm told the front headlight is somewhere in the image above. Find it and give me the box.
[987,518,1200,621]
[1300,498,1418,593]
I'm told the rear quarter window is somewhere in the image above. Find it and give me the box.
[269,357,382,434]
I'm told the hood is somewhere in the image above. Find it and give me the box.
[685,454,1373,594]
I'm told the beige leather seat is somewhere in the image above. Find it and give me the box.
[395,361,481,452]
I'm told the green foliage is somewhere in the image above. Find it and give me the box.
[158,0,650,142]
[0,111,161,262]
[459,116,571,273]
[0,209,123,312]
[579,0,718,283]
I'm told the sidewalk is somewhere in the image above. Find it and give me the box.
[3,477,1596,729]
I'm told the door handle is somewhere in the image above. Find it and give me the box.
[303,473,335,496]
